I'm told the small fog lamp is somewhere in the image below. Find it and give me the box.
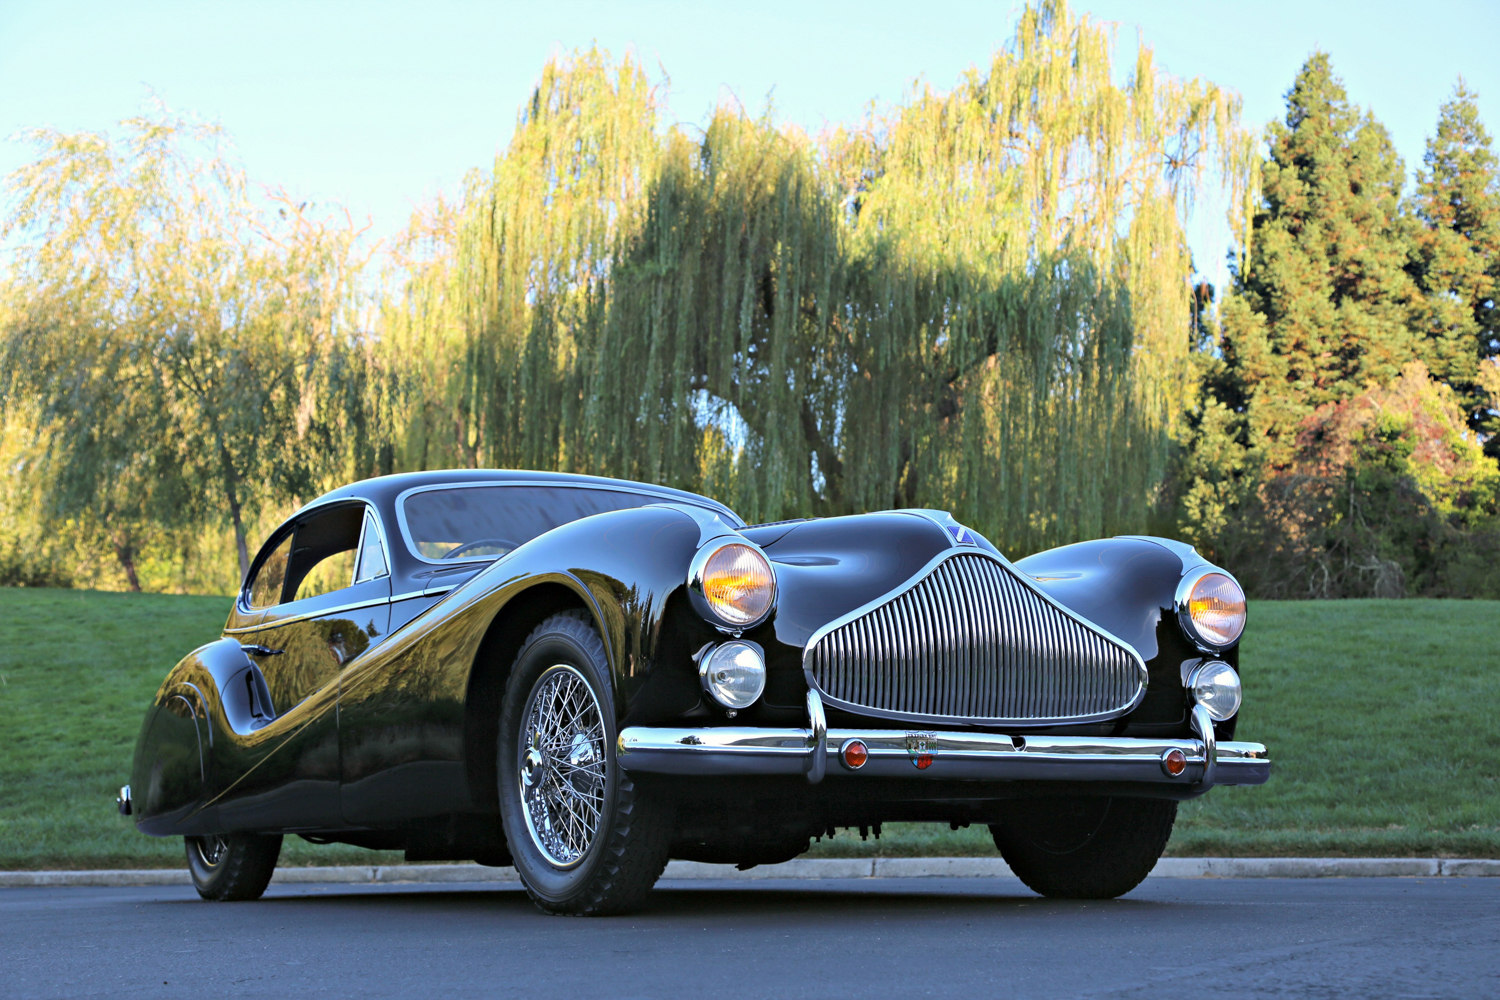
[699,641,766,710]
[841,739,869,770]
[1188,660,1242,722]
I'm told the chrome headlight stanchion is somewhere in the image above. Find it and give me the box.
[1191,702,1217,787]
[806,689,827,785]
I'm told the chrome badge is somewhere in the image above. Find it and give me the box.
[905,731,937,770]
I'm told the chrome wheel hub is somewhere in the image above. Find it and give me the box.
[518,665,607,869]
[196,834,228,868]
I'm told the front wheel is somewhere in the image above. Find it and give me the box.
[497,611,671,916]
[990,796,1175,899]
[185,833,282,901]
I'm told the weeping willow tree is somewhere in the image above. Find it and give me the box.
[381,0,1258,553]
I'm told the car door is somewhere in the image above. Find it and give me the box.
[224,503,392,829]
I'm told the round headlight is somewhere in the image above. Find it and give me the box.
[690,541,776,628]
[1177,570,1246,649]
[1189,660,1242,722]
[699,641,766,710]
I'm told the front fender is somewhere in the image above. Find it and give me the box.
[1015,536,1237,734]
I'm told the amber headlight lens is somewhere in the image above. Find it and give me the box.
[1182,572,1246,648]
[693,542,776,628]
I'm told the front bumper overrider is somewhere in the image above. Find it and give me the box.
[618,691,1269,790]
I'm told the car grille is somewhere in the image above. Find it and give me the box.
[805,553,1145,726]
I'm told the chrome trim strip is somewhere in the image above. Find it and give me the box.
[616,724,1270,787]
[223,594,394,634]
[393,480,744,567]
[390,586,450,603]
[801,547,1150,728]
[806,689,827,785]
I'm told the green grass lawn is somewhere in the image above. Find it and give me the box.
[1,589,1496,869]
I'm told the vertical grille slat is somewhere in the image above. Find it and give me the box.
[807,553,1143,726]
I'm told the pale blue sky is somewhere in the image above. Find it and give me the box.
[2,0,1497,291]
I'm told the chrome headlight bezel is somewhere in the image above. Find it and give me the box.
[688,537,777,631]
[1175,567,1247,653]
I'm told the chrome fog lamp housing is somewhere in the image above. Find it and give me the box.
[688,539,777,630]
[699,641,767,710]
[1176,568,1247,651]
[1188,660,1242,722]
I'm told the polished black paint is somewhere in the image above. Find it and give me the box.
[129,468,1241,860]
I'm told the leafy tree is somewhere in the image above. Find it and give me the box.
[383,1,1257,553]
[1408,80,1500,450]
[1217,53,1422,465]
[0,109,373,584]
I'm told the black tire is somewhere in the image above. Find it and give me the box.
[498,611,672,916]
[990,796,1176,899]
[185,833,282,901]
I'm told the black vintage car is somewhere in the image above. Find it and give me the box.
[121,470,1269,914]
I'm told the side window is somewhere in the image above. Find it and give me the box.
[353,510,389,584]
[284,504,366,603]
[248,534,293,610]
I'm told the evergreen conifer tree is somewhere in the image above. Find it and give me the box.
[1219,53,1420,464]
[1408,80,1500,449]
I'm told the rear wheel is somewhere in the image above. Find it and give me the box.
[498,611,671,916]
[990,796,1175,899]
[185,833,282,901]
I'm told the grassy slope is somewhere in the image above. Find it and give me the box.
[1,589,1496,868]
[0,589,403,870]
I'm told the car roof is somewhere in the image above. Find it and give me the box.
[307,469,744,526]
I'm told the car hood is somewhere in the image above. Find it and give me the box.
[746,512,956,649]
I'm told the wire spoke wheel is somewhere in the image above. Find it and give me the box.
[193,834,229,869]
[518,664,608,868]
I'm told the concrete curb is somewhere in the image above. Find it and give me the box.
[2,857,1497,888]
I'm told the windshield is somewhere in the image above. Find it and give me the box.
[400,485,671,561]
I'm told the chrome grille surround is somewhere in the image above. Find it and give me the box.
[803,549,1148,728]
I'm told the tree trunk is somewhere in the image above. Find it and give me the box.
[111,535,142,593]
[216,443,251,582]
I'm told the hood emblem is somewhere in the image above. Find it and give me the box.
[905,731,937,769]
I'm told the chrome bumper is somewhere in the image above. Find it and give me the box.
[617,692,1269,790]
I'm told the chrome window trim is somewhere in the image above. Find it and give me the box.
[1174,565,1247,653]
[393,480,743,567]
[352,509,392,585]
[801,546,1151,729]
[235,499,393,618]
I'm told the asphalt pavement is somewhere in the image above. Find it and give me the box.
[2,876,1497,999]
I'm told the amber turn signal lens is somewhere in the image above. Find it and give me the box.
[698,543,776,627]
[1186,573,1247,647]
[841,740,868,769]
[1161,748,1187,777]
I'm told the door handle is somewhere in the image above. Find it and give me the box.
[240,644,284,657]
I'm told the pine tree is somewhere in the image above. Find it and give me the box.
[1220,53,1421,464]
[1409,80,1500,448]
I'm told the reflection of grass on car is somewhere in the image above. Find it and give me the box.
[1,589,1496,869]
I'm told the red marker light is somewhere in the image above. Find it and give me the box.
[1161,748,1187,777]
[842,740,868,769]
